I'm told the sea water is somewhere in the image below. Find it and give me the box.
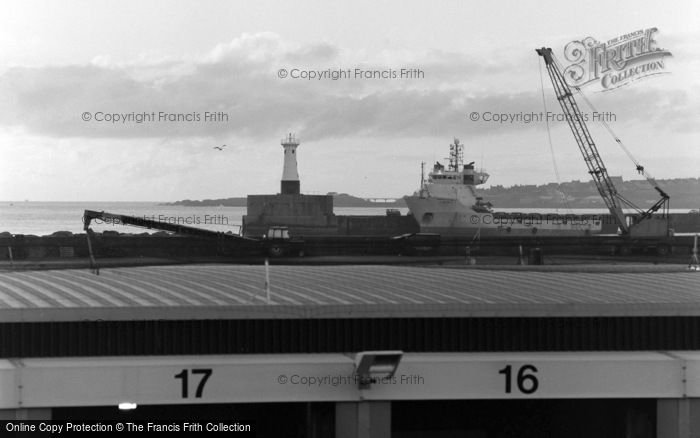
[0,202,412,235]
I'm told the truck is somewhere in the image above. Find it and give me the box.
[263,226,306,257]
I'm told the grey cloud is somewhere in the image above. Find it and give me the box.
[0,34,695,141]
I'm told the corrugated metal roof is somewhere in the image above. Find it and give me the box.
[0,265,699,321]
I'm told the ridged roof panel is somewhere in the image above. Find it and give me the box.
[0,265,698,320]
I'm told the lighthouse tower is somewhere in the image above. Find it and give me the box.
[242,132,338,237]
[281,133,300,194]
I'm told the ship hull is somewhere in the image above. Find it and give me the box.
[404,196,604,237]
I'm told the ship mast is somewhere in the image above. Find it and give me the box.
[448,138,464,172]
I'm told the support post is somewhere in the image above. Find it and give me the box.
[0,408,52,420]
[657,399,700,438]
[518,245,525,265]
[86,230,99,275]
[335,401,390,438]
[689,234,699,271]
[264,258,271,304]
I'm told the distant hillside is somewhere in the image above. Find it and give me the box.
[481,177,700,209]
[165,197,247,207]
[164,193,406,208]
[164,178,700,209]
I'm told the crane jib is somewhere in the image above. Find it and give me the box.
[535,47,670,237]
[536,47,629,233]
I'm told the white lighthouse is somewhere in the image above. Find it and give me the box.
[280,133,300,194]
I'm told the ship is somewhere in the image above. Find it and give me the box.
[403,139,603,237]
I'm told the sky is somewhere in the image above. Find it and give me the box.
[0,0,698,201]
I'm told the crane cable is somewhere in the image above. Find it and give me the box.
[551,56,661,188]
[538,57,573,213]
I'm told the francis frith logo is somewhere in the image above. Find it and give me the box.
[562,28,672,91]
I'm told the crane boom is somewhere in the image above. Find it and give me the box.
[536,47,630,233]
[82,210,257,241]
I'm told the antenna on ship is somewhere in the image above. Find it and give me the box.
[448,138,464,172]
[420,161,426,196]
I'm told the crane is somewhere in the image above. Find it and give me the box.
[81,210,303,270]
[536,47,670,238]
[82,210,255,242]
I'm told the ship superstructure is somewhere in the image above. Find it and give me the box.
[404,139,603,237]
[415,138,492,212]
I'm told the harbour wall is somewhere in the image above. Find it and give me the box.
[242,193,419,237]
[1,229,697,262]
[0,212,697,261]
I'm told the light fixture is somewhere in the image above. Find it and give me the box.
[354,351,403,389]
[118,402,137,410]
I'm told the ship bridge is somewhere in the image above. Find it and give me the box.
[429,138,489,187]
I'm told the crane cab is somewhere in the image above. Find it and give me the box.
[265,226,291,240]
[263,226,305,257]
